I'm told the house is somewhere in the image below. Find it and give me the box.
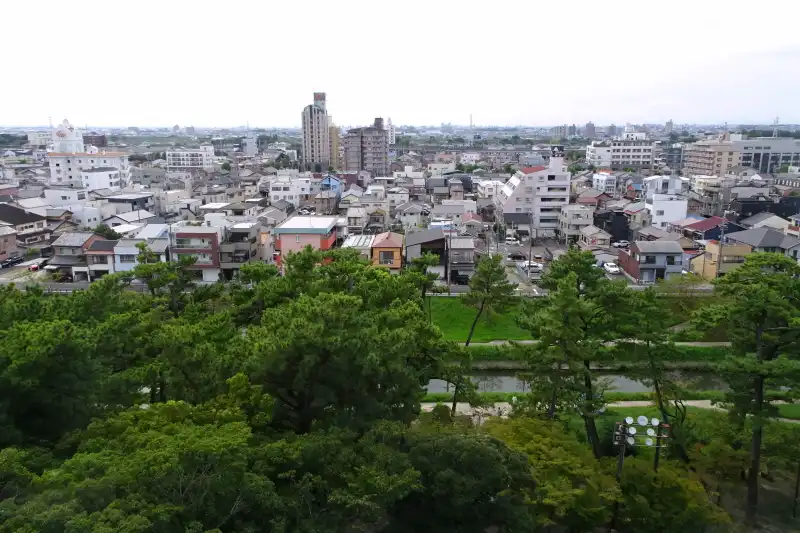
[739,212,791,231]
[371,231,404,270]
[219,222,263,280]
[579,225,612,249]
[0,203,51,249]
[448,236,477,278]
[271,215,339,268]
[346,207,368,235]
[342,234,375,259]
[313,190,338,215]
[404,228,447,278]
[114,238,170,273]
[84,239,119,280]
[725,227,800,260]
[0,224,18,261]
[677,216,744,241]
[503,212,532,239]
[49,232,105,281]
[690,240,751,281]
[617,240,685,284]
[576,188,611,208]
[559,204,594,244]
[103,209,157,227]
[394,202,429,231]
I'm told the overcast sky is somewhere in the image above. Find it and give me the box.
[5,0,800,128]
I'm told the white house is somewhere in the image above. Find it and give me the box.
[591,172,617,195]
[81,167,123,191]
[459,152,481,165]
[476,180,505,199]
[268,175,311,207]
[104,209,156,227]
[387,187,410,208]
[395,202,428,230]
[644,175,688,228]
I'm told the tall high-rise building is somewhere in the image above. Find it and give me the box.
[387,117,396,145]
[665,119,674,135]
[584,121,596,138]
[301,92,331,170]
[606,124,617,137]
[568,124,577,136]
[344,118,389,176]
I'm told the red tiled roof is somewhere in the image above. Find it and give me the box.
[372,231,404,248]
[684,216,726,233]
[521,166,546,174]
[577,197,598,204]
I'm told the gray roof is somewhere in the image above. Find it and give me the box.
[634,240,683,254]
[726,227,800,250]
[580,225,610,237]
[504,213,531,224]
[52,231,96,247]
[87,239,118,252]
[48,255,87,266]
[449,236,474,249]
[405,228,445,246]
[740,211,784,226]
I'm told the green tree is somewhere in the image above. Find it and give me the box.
[221,161,231,171]
[503,163,514,175]
[693,252,800,523]
[91,223,121,240]
[461,255,516,347]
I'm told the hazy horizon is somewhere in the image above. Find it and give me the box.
[5,0,800,129]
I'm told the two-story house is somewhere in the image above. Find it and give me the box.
[271,215,339,269]
[617,240,684,283]
[85,239,118,280]
[404,228,447,279]
[114,238,170,274]
[725,227,800,261]
[0,224,18,261]
[50,231,105,281]
[690,240,751,281]
[219,221,262,280]
[371,231,403,271]
[0,204,51,250]
[559,204,594,244]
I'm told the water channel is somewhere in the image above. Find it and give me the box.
[426,370,726,394]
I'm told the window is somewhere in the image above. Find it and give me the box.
[119,254,136,263]
[643,255,656,264]
[656,210,664,216]
[379,251,394,265]
[61,196,68,200]
[295,235,301,243]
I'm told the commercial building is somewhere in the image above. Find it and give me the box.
[329,122,340,170]
[495,149,571,238]
[584,122,596,138]
[165,145,215,171]
[301,92,331,170]
[682,134,742,176]
[46,119,129,187]
[343,118,389,177]
[734,137,800,174]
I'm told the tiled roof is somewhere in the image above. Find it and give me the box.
[372,231,404,248]
[52,232,96,247]
[521,166,546,174]
[684,216,727,233]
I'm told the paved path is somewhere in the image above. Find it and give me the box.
[464,340,731,347]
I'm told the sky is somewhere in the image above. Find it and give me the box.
[4,0,800,128]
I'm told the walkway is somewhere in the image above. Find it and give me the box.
[464,340,731,347]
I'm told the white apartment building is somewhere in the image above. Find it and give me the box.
[166,145,215,171]
[585,141,612,168]
[591,172,617,195]
[459,152,481,165]
[559,204,594,244]
[644,175,688,228]
[387,117,396,145]
[81,167,123,191]
[269,175,311,206]
[387,187,410,208]
[476,180,505,199]
[46,119,130,187]
[496,151,570,237]
[27,132,51,146]
[427,162,456,176]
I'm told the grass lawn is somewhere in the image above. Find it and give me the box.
[776,404,800,420]
[429,297,530,343]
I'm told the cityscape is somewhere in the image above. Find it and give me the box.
[3,0,800,529]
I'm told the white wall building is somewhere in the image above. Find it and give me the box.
[585,142,612,168]
[46,120,129,187]
[242,134,258,157]
[427,162,456,176]
[81,167,123,191]
[387,117,396,145]
[166,145,215,171]
[459,152,481,165]
[496,151,570,237]
[476,180,505,199]
[27,132,51,146]
[268,175,311,206]
[591,172,617,195]
[387,187,409,208]
[647,195,688,228]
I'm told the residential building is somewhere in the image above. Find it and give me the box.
[48,141,130,188]
[644,175,688,228]
[576,189,611,208]
[394,202,429,231]
[653,142,683,172]
[329,121,340,169]
[170,223,224,282]
[734,137,800,173]
[682,134,741,176]
[371,231,403,270]
[726,227,800,260]
[81,167,123,191]
[579,225,611,249]
[404,228,447,279]
[302,92,331,170]
[585,122,596,138]
[585,141,612,168]
[690,240,751,280]
[271,215,339,267]
[607,137,654,171]
[386,117,396,145]
[219,221,262,279]
[387,187,410,209]
[592,172,617,195]
[84,239,118,280]
[103,209,156,227]
[558,204,594,244]
[268,175,311,207]
[0,204,50,248]
[27,132,51,146]
[671,216,743,242]
[476,180,505,199]
[342,234,375,259]
[49,232,105,281]
[343,118,389,176]
[165,145,215,172]
[495,150,570,237]
[448,236,476,278]
[0,224,18,260]
[113,238,169,273]
[617,240,684,283]
[82,133,108,148]
[427,162,456,176]
[739,212,790,231]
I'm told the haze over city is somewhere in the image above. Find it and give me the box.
[4,0,800,127]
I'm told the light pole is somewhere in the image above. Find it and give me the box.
[610,414,670,529]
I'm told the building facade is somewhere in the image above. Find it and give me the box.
[682,134,741,176]
[592,172,617,195]
[343,118,389,177]
[165,145,215,171]
[734,137,800,173]
[301,92,331,170]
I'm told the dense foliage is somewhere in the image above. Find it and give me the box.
[0,247,796,531]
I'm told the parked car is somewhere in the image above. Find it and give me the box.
[506,252,527,261]
[612,240,630,248]
[505,237,520,246]
[1,256,24,268]
[604,262,621,274]
[451,271,470,285]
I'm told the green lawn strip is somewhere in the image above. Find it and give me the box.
[421,390,728,404]
[429,297,529,342]
[775,404,800,420]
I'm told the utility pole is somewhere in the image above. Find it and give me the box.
[715,220,727,280]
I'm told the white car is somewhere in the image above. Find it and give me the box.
[604,262,621,274]
[612,240,630,248]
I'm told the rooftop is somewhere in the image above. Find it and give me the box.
[82,167,119,173]
[726,227,800,250]
[198,202,231,210]
[52,231,96,247]
[86,239,119,253]
[107,192,153,201]
[0,203,45,225]
[273,215,339,235]
[342,234,376,249]
[372,231,404,248]
[635,240,684,254]
[110,210,155,223]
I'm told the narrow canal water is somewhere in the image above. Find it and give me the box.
[426,371,726,394]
